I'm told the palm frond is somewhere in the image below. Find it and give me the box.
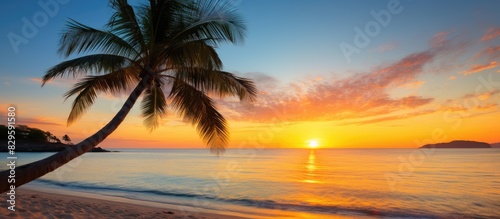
[58,19,140,58]
[43,54,132,85]
[108,0,146,53]
[166,40,222,70]
[169,80,228,154]
[141,83,167,131]
[145,0,188,45]
[63,67,140,125]
[65,80,98,126]
[174,68,257,101]
[171,0,246,46]
[136,4,153,47]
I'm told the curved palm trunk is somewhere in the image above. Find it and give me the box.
[0,75,150,194]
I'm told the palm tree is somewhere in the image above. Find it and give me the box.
[45,131,61,143]
[62,134,72,144]
[0,0,256,193]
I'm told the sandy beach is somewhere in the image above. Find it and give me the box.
[0,187,360,219]
[1,189,249,219]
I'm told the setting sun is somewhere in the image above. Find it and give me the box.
[308,139,319,148]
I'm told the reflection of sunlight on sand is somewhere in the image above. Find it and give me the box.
[304,150,318,184]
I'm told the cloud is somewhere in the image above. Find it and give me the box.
[340,110,436,126]
[476,103,497,111]
[29,77,43,83]
[462,89,500,100]
[449,76,457,80]
[222,48,439,123]
[0,110,62,127]
[441,103,497,113]
[485,45,500,54]
[372,42,399,53]
[430,31,451,48]
[440,105,468,112]
[440,88,499,116]
[400,81,426,89]
[219,32,482,125]
[423,31,472,75]
[21,117,63,126]
[481,27,500,41]
[474,45,500,60]
[461,61,498,75]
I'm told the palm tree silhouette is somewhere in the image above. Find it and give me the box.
[0,0,256,193]
[62,134,72,144]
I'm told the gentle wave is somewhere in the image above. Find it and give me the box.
[35,179,443,218]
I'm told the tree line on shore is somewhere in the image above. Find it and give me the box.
[0,125,72,144]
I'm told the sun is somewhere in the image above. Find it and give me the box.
[308,139,319,148]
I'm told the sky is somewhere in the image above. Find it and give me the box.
[1,0,499,149]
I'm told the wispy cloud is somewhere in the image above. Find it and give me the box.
[221,39,453,123]
[21,117,63,126]
[0,109,62,127]
[215,30,500,128]
[441,103,497,113]
[372,42,399,53]
[481,27,500,41]
[474,45,500,60]
[439,88,500,117]
[462,89,500,100]
[461,61,498,75]
[484,45,500,54]
[340,110,436,126]
[476,103,498,111]
[430,31,451,48]
[400,81,426,89]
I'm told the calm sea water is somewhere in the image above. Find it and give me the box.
[5,149,500,218]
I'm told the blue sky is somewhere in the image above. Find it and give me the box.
[1,0,499,148]
[2,0,498,82]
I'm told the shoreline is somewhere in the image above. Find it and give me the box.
[0,186,356,219]
[1,188,251,219]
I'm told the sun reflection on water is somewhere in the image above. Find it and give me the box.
[305,150,318,183]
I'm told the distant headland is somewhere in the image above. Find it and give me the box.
[420,140,493,149]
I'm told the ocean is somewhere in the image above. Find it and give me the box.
[5,148,500,218]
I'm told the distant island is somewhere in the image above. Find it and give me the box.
[421,140,492,149]
[0,124,112,152]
